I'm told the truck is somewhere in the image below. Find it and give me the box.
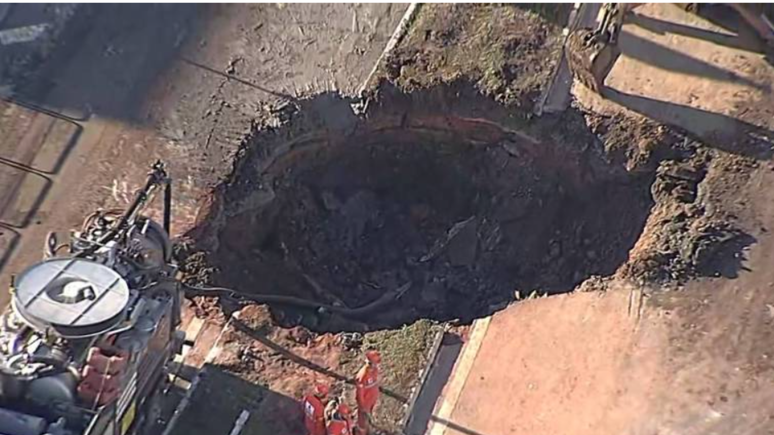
[0,162,183,435]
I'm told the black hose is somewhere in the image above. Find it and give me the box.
[164,182,172,236]
[181,282,411,320]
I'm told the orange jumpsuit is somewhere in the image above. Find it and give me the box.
[355,364,380,432]
[303,394,327,435]
[326,414,353,435]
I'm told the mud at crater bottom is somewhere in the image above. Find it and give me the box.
[201,106,655,332]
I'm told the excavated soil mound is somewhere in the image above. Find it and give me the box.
[189,86,657,331]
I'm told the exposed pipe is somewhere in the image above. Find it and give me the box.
[164,182,172,236]
[181,282,411,320]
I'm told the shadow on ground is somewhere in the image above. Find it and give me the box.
[169,364,304,435]
[602,87,774,160]
[618,30,768,91]
[693,230,756,279]
[10,4,206,123]
[628,12,765,54]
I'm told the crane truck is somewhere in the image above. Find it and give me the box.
[0,162,183,435]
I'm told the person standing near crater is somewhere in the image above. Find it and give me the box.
[355,350,381,435]
[303,383,330,435]
[326,402,354,435]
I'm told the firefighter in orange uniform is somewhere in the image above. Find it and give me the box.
[326,402,354,435]
[303,383,330,435]
[355,350,381,435]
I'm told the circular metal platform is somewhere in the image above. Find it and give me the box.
[12,258,130,338]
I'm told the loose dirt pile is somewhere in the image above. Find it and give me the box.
[583,111,757,283]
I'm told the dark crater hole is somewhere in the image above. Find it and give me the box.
[200,91,654,332]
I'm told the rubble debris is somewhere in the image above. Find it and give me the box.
[652,160,706,203]
[420,216,477,264]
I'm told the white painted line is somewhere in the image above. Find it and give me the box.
[0,23,50,45]
[358,3,420,95]
[763,13,774,34]
[228,410,251,435]
[205,310,239,364]
[427,316,491,435]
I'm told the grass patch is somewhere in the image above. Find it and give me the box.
[380,4,565,111]
[340,319,441,434]
[513,4,573,27]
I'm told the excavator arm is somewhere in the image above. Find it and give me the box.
[566,4,634,94]
[566,4,774,94]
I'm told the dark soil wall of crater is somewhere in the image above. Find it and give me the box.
[184,84,659,331]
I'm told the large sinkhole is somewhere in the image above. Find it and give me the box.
[199,89,655,332]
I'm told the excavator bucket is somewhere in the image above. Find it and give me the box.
[565,3,630,94]
[566,27,621,94]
